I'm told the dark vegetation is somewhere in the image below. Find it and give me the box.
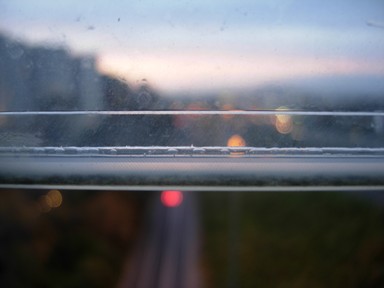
[200,192,384,288]
[1,190,384,287]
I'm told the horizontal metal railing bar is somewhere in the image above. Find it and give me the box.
[1,155,384,188]
[1,184,383,192]
[1,146,384,156]
[0,110,384,117]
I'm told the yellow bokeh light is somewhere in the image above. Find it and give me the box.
[276,114,291,124]
[46,190,63,208]
[227,134,246,147]
[275,118,293,134]
[275,106,293,134]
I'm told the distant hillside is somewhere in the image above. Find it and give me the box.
[168,75,384,112]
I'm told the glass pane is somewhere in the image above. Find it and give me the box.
[0,0,384,187]
[1,0,383,152]
[1,2,384,287]
[1,111,384,148]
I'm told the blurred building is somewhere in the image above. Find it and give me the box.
[0,34,103,112]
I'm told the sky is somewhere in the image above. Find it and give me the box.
[0,0,383,93]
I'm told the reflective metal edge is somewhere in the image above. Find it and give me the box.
[0,155,384,190]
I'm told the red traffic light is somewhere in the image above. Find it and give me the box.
[161,190,183,207]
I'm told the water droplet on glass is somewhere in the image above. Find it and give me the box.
[81,58,93,69]
[193,147,206,154]
[220,148,230,154]
[91,148,100,154]
[99,148,107,154]
[55,147,65,154]
[137,90,153,109]
[167,148,178,154]
[64,147,79,154]
[45,147,56,154]
[6,41,24,59]
[32,147,44,154]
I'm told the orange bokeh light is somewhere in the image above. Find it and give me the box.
[227,134,246,147]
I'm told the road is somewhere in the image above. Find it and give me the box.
[117,192,201,288]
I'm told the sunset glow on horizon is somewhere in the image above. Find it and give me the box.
[1,0,383,94]
[97,50,384,93]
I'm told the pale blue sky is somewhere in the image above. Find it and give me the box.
[1,0,383,92]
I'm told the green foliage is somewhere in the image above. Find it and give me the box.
[200,192,384,288]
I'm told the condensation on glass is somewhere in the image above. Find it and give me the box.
[0,0,383,188]
[1,3,384,288]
